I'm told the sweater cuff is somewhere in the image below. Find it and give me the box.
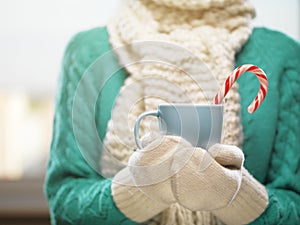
[111,181,169,223]
[212,168,268,225]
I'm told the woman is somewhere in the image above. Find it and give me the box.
[45,0,300,224]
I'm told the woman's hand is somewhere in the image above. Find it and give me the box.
[172,143,268,224]
[111,134,191,223]
[171,144,245,211]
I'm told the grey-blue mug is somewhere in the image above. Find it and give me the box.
[134,104,224,149]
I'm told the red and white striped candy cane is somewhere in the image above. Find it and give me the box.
[214,64,268,114]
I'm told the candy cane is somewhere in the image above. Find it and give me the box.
[214,64,268,114]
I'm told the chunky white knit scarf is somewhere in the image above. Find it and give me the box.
[102,0,255,224]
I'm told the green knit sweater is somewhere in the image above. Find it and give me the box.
[45,27,300,225]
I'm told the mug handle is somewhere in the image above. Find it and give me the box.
[134,110,159,149]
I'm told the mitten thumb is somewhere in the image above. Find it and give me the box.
[208,144,244,169]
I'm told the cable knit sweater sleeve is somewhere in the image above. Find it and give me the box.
[236,28,300,225]
[44,27,135,225]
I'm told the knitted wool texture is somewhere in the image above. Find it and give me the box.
[102,0,255,224]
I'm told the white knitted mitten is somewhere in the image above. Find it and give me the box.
[172,144,245,211]
[173,143,268,224]
[111,135,188,223]
[211,168,269,225]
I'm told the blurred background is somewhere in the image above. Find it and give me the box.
[0,0,299,224]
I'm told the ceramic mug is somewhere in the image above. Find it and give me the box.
[134,104,224,149]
